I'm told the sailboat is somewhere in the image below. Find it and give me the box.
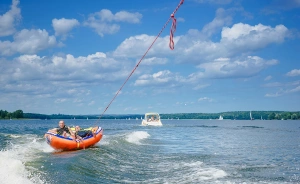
[250,111,253,120]
[218,115,223,120]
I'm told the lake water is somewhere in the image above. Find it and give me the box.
[0,119,299,183]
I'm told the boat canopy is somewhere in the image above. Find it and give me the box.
[144,113,160,120]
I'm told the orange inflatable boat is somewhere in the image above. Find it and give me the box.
[44,126,103,151]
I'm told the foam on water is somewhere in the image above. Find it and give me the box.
[125,131,150,145]
[0,134,49,184]
[180,162,227,182]
[97,135,109,145]
[0,149,35,184]
[157,160,227,183]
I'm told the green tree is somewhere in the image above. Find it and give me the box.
[6,112,12,119]
[291,113,298,120]
[13,110,23,119]
[268,112,276,120]
[0,110,7,119]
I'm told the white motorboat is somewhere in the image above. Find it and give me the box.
[141,112,162,126]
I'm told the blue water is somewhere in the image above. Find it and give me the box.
[0,119,299,183]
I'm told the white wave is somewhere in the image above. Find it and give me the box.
[191,162,227,181]
[190,166,227,181]
[9,134,22,138]
[97,135,110,146]
[125,131,150,145]
[0,150,36,184]
[158,160,227,183]
[0,134,49,184]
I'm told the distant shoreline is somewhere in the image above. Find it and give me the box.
[1,110,299,120]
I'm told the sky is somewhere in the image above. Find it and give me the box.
[0,0,299,115]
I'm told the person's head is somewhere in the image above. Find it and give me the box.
[75,126,80,131]
[58,120,65,128]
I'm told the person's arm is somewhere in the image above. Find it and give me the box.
[68,127,75,136]
[48,128,58,133]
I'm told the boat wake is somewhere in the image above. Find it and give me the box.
[90,131,227,183]
[125,131,150,145]
[97,131,150,147]
[0,133,50,184]
[154,160,227,183]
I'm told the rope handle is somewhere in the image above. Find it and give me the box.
[170,0,184,50]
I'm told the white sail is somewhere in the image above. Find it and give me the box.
[218,115,223,120]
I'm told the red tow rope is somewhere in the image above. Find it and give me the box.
[95,0,184,123]
[169,0,184,50]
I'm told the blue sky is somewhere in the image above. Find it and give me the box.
[0,0,299,115]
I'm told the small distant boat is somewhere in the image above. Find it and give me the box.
[250,111,254,120]
[218,115,223,120]
[141,112,162,126]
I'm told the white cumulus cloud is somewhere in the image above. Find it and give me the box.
[113,22,289,68]
[193,84,210,90]
[265,85,300,97]
[134,70,183,86]
[88,101,95,106]
[141,57,168,65]
[202,8,232,37]
[55,98,67,103]
[286,69,300,77]
[0,52,132,99]
[264,81,300,97]
[179,23,288,63]
[221,23,288,50]
[0,29,57,56]
[84,9,142,37]
[113,34,179,58]
[264,75,272,81]
[0,0,21,37]
[52,18,80,36]
[190,56,278,79]
[198,97,214,102]
[194,0,232,4]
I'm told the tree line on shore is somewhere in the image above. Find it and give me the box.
[0,109,24,119]
[1,109,299,120]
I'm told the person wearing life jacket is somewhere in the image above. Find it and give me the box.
[74,126,95,138]
[48,120,75,139]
